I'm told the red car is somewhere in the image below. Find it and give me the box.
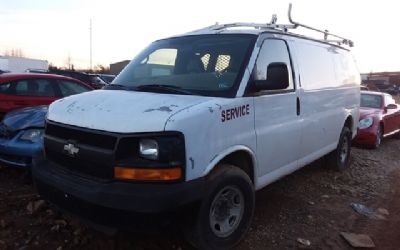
[353,91,400,148]
[0,73,93,120]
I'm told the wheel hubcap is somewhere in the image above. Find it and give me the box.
[340,136,349,163]
[209,186,244,238]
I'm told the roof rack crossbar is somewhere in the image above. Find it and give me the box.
[189,22,296,34]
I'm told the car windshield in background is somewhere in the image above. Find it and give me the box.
[112,34,256,97]
[361,94,382,109]
[99,75,115,83]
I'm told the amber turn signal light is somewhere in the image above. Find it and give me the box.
[114,167,182,181]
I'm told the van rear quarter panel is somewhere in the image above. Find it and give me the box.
[291,39,360,165]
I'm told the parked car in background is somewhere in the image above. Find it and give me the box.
[0,106,47,168]
[88,74,109,87]
[97,74,116,84]
[353,91,400,148]
[50,70,106,89]
[0,73,93,121]
[0,75,94,168]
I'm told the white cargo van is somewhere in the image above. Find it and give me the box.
[33,7,360,250]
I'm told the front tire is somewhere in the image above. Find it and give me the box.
[186,165,254,250]
[327,126,352,171]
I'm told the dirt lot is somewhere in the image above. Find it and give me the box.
[1,137,400,250]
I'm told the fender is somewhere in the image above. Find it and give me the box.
[202,145,258,181]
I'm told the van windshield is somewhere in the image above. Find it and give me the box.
[111,34,256,97]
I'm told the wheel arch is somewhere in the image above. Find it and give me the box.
[203,146,256,184]
[344,115,353,130]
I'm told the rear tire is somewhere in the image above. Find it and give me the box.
[184,165,254,250]
[327,126,352,171]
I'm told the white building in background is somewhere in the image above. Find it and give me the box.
[0,56,48,73]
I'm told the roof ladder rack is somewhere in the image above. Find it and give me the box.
[287,4,354,47]
[188,4,353,47]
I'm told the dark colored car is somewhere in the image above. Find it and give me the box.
[0,106,47,167]
[353,91,400,148]
[50,70,106,89]
[0,73,93,121]
[97,74,116,84]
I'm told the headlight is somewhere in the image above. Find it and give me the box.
[358,117,373,129]
[20,129,44,143]
[139,139,159,160]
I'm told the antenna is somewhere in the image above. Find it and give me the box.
[89,19,93,71]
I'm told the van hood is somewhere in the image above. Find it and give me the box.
[47,90,212,133]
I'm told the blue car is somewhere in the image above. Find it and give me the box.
[0,106,47,168]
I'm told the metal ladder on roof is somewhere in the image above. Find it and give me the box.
[190,4,354,47]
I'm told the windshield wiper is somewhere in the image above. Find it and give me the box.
[135,84,194,95]
[103,84,132,90]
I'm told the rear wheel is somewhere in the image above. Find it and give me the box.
[184,165,254,250]
[327,126,352,171]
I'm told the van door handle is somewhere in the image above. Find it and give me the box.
[296,97,300,116]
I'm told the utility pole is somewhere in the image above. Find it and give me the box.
[90,19,92,71]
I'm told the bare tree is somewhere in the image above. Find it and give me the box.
[3,48,25,57]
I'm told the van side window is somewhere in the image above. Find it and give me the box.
[296,42,338,89]
[253,39,294,92]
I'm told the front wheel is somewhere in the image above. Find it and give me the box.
[185,165,254,250]
[327,126,352,171]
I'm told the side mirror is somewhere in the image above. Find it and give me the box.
[386,104,398,109]
[254,63,289,91]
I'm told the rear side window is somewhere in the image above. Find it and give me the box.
[58,80,91,97]
[15,80,29,95]
[34,79,56,96]
[0,83,11,94]
[5,79,55,96]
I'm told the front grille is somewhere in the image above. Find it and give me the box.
[46,122,117,150]
[44,121,118,180]
[46,150,112,180]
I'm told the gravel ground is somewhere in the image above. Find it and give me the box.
[1,137,400,250]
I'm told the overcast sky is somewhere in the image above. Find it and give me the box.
[0,0,399,73]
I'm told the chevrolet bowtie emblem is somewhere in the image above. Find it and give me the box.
[63,143,79,156]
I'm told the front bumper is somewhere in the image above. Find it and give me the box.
[353,129,377,146]
[0,137,42,168]
[32,158,205,228]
